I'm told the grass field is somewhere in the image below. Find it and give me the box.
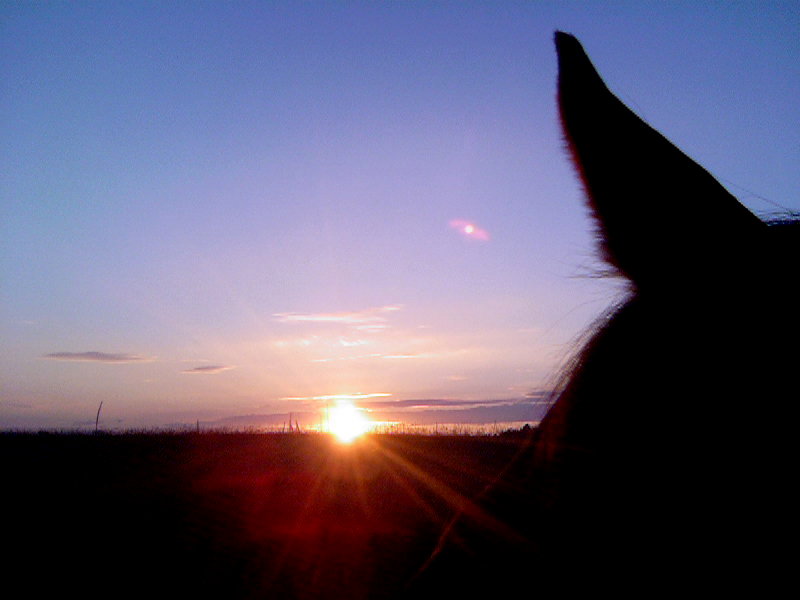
[3,431,532,599]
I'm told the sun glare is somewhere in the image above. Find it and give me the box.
[328,402,371,443]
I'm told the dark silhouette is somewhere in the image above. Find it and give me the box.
[410,32,797,596]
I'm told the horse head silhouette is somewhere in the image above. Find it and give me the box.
[531,30,798,591]
[535,32,800,584]
[411,32,797,596]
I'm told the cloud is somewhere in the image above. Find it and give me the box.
[43,352,152,363]
[181,365,235,374]
[311,353,385,363]
[274,305,401,332]
[361,396,550,426]
[282,392,392,402]
[309,351,433,363]
[361,398,526,410]
[0,400,33,409]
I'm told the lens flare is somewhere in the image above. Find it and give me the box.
[449,219,490,241]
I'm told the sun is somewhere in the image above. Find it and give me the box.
[328,402,371,443]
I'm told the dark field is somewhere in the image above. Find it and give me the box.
[3,432,531,599]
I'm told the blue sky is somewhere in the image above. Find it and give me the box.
[2,1,798,430]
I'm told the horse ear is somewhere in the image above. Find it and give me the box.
[554,32,765,288]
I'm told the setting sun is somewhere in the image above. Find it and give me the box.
[328,402,372,443]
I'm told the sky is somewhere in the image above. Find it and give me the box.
[2,1,798,431]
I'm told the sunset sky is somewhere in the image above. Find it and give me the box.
[2,1,798,430]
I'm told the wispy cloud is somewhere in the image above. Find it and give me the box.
[0,400,34,409]
[43,351,152,364]
[275,337,370,348]
[311,353,385,363]
[362,398,526,410]
[282,392,392,402]
[181,365,235,374]
[273,305,401,332]
[310,352,434,363]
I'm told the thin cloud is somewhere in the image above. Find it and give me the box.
[363,398,519,409]
[310,352,433,363]
[181,365,235,374]
[43,351,152,364]
[311,353,384,363]
[273,305,401,331]
[282,393,392,402]
[0,400,33,409]
[525,390,551,402]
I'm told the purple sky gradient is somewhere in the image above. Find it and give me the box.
[2,2,797,430]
